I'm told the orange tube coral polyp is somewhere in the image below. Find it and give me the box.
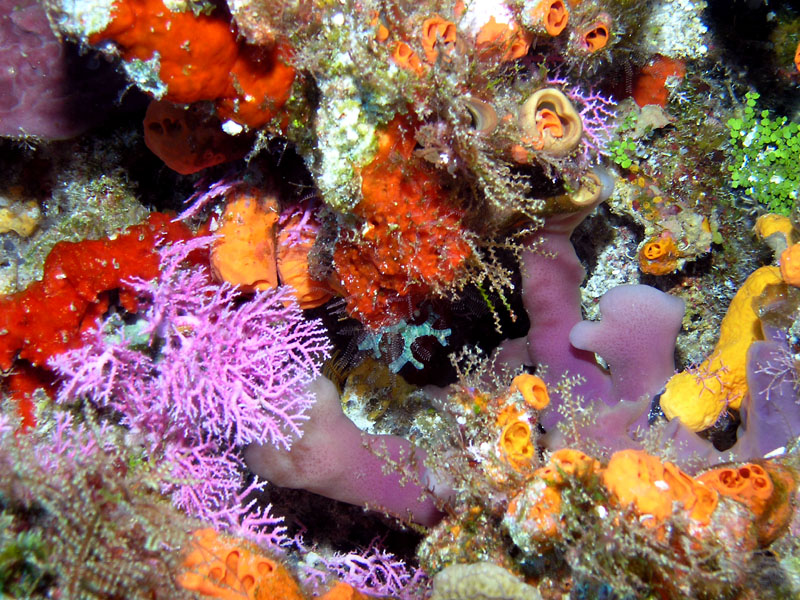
[534,449,600,484]
[370,11,390,43]
[421,15,457,63]
[511,373,550,410]
[390,41,427,75]
[535,108,564,142]
[530,0,569,36]
[639,235,679,276]
[578,15,611,53]
[475,17,531,62]
[518,88,583,158]
[499,420,534,468]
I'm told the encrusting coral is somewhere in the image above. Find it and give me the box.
[429,562,541,600]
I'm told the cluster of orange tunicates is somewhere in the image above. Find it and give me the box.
[504,447,798,554]
[376,0,612,76]
[445,373,551,491]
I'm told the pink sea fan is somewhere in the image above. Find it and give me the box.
[49,237,331,543]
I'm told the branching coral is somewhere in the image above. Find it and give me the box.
[49,237,331,540]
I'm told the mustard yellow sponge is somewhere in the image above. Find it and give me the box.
[0,200,40,236]
[754,213,795,245]
[659,266,782,431]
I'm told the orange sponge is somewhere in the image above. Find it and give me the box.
[210,188,280,292]
[90,0,294,128]
[179,529,304,600]
[603,449,718,526]
[143,100,249,174]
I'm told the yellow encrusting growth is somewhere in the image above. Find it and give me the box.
[0,200,41,236]
[659,266,782,431]
[753,213,795,246]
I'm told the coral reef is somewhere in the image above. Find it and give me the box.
[2,0,800,598]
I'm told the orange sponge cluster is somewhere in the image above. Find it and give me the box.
[179,529,369,600]
[603,449,718,527]
[505,449,601,546]
[332,116,473,328]
[180,529,305,600]
[209,186,333,309]
[697,462,797,545]
[89,0,294,128]
[505,449,797,551]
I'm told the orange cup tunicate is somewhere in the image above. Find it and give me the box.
[511,374,550,410]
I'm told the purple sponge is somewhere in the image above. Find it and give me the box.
[1,0,122,139]
[245,376,447,527]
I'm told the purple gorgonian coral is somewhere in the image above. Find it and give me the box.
[49,236,331,545]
